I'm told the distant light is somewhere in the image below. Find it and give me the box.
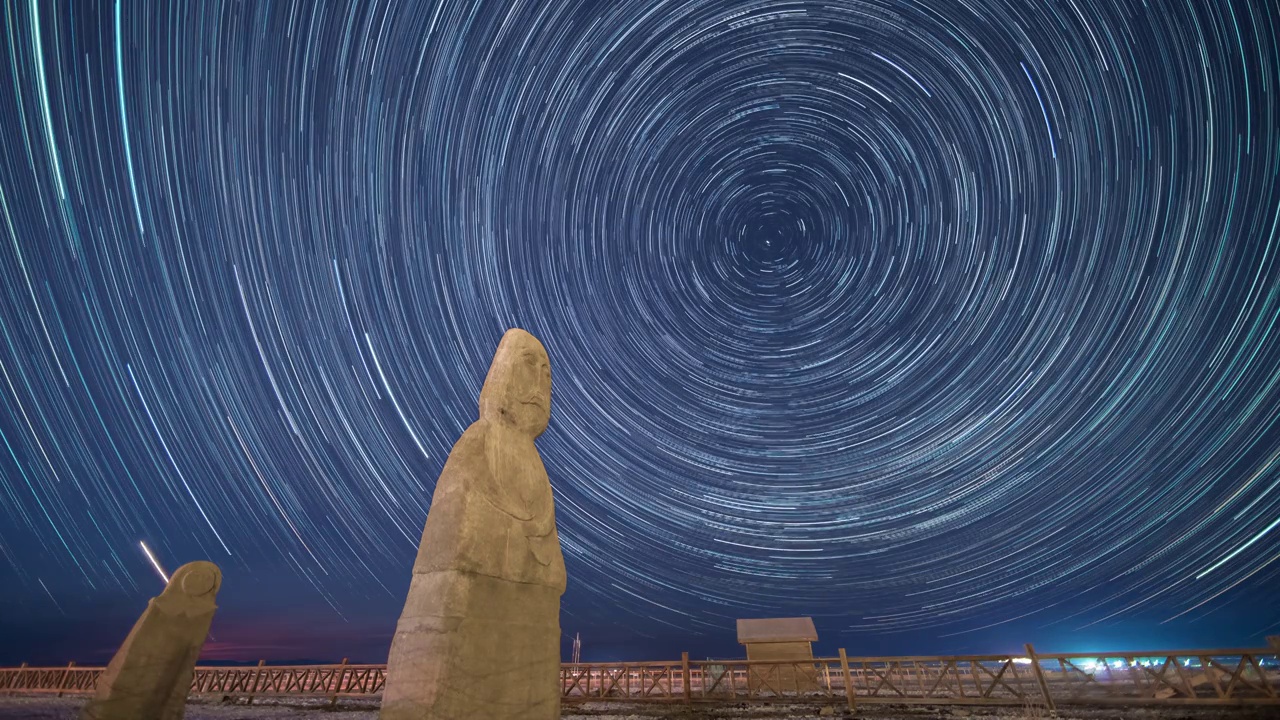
[1012,658,1033,665]
[139,540,170,584]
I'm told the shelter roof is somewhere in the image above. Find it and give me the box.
[736,617,818,643]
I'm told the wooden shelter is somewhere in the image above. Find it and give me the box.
[736,617,819,693]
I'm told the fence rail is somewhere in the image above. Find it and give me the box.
[3,643,1278,710]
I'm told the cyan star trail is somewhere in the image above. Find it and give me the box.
[1,0,1279,663]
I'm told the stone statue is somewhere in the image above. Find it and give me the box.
[381,328,566,720]
[82,561,221,720]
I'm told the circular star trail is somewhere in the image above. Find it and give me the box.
[1,0,1279,660]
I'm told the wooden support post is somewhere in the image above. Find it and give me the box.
[681,652,691,704]
[1024,644,1056,715]
[57,661,75,697]
[248,659,265,705]
[328,658,348,708]
[9,662,27,695]
[1245,652,1276,699]
[838,648,856,712]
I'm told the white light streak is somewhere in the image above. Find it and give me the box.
[139,540,170,584]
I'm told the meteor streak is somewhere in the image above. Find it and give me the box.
[139,540,169,584]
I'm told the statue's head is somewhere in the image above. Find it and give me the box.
[479,328,552,437]
[163,561,222,600]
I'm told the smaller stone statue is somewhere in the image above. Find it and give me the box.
[81,561,221,720]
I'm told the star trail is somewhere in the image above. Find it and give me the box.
[1,0,1279,664]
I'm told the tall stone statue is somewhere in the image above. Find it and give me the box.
[382,328,567,720]
[82,561,221,720]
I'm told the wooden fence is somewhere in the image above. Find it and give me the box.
[3,643,1278,710]
[559,645,1280,708]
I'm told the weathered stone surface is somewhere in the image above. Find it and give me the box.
[382,328,566,720]
[81,561,221,720]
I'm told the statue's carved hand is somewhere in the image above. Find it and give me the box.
[526,529,558,567]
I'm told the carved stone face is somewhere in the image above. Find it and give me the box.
[479,329,552,437]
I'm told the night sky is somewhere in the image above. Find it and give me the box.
[1,0,1279,667]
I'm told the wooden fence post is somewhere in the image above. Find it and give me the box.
[681,652,692,704]
[6,661,26,691]
[248,659,265,705]
[57,661,75,697]
[329,658,349,708]
[838,648,856,712]
[8,662,27,696]
[1024,644,1056,714]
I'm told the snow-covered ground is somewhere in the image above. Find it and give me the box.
[0,696,1273,720]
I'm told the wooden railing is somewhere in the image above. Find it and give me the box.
[3,643,1278,710]
[558,645,1280,707]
